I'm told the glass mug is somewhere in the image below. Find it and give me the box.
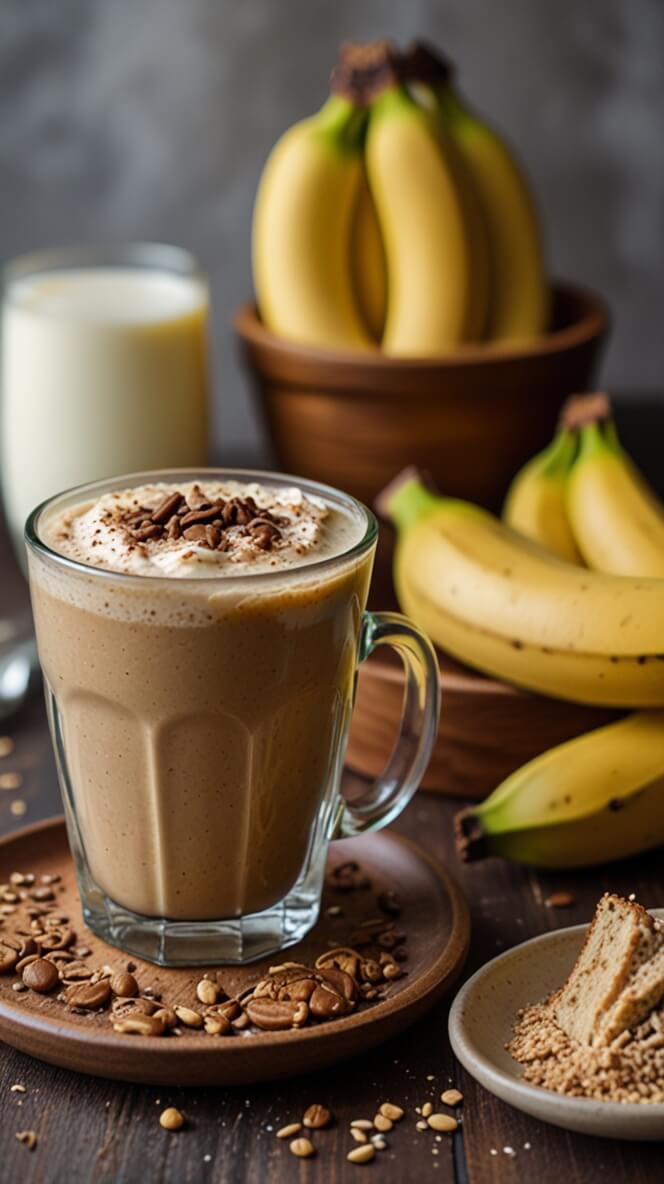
[26,469,440,966]
[1,243,210,572]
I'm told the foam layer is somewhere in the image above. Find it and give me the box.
[32,479,370,628]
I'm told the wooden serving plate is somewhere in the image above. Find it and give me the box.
[346,648,620,799]
[0,819,469,1086]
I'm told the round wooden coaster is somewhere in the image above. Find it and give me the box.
[346,647,619,798]
[0,818,469,1086]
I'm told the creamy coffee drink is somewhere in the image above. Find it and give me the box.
[30,477,372,922]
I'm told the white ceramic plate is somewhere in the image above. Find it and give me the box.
[449,911,664,1141]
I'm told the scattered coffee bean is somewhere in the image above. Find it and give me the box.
[302,1103,331,1129]
[23,958,58,993]
[441,1089,463,1106]
[64,979,111,1010]
[347,1144,375,1164]
[195,978,219,1006]
[379,1102,404,1121]
[152,1007,178,1030]
[276,1123,301,1139]
[113,1014,165,1037]
[427,1114,457,1132]
[173,1005,203,1029]
[110,972,138,998]
[159,1107,185,1131]
[373,1114,392,1132]
[289,1137,315,1159]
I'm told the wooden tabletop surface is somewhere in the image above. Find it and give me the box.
[1,409,662,1184]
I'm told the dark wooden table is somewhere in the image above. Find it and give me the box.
[1,416,662,1183]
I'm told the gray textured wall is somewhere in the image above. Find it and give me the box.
[3,0,663,455]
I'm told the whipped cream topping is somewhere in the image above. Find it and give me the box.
[43,480,362,578]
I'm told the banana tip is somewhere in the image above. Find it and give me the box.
[454,808,488,863]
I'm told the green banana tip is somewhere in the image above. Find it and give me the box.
[374,466,439,531]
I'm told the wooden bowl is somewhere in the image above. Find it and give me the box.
[234,282,609,510]
[346,648,620,799]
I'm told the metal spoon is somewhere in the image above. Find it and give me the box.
[0,637,39,719]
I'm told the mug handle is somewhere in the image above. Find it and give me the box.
[333,611,440,838]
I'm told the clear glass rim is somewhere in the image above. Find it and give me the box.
[25,467,378,586]
[3,242,206,296]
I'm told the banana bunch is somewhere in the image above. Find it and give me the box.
[252,39,549,354]
[382,467,664,708]
[504,392,664,576]
[455,711,664,868]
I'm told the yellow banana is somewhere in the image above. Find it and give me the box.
[383,469,664,708]
[365,82,485,354]
[455,711,664,868]
[404,42,549,343]
[252,96,373,351]
[567,414,664,578]
[503,429,583,563]
[350,168,388,341]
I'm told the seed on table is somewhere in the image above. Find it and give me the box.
[302,1103,331,1129]
[441,1089,463,1106]
[427,1114,458,1132]
[347,1144,375,1164]
[10,1084,26,1093]
[174,1005,203,1028]
[350,1119,374,1130]
[110,972,138,998]
[416,1120,428,1131]
[421,1101,433,1117]
[379,1102,404,1121]
[0,737,15,758]
[15,1130,37,1150]
[159,1107,184,1131]
[10,801,27,817]
[289,1137,315,1158]
[373,1113,392,1132]
[196,978,219,1005]
[23,958,59,993]
[350,1128,367,1144]
[0,772,22,790]
[276,1123,301,1139]
[371,1135,387,1150]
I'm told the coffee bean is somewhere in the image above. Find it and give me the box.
[245,997,304,1031]
[289,1137,315,1159]
[110,972,138,998]
[150,493,184,524]
[22,958,59,993]
[65,979,111,1010]
[302,1103,332,1129]
[159,1108,184,1131]
[173,1005,203,1028]
[113,1014,165,1037]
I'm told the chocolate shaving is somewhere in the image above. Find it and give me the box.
[151,493,184,524]
[115,487,283,555]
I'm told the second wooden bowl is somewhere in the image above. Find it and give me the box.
[346,648,620,800]
[234,281,609,511]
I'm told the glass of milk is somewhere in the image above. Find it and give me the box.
[1,243,210,570]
